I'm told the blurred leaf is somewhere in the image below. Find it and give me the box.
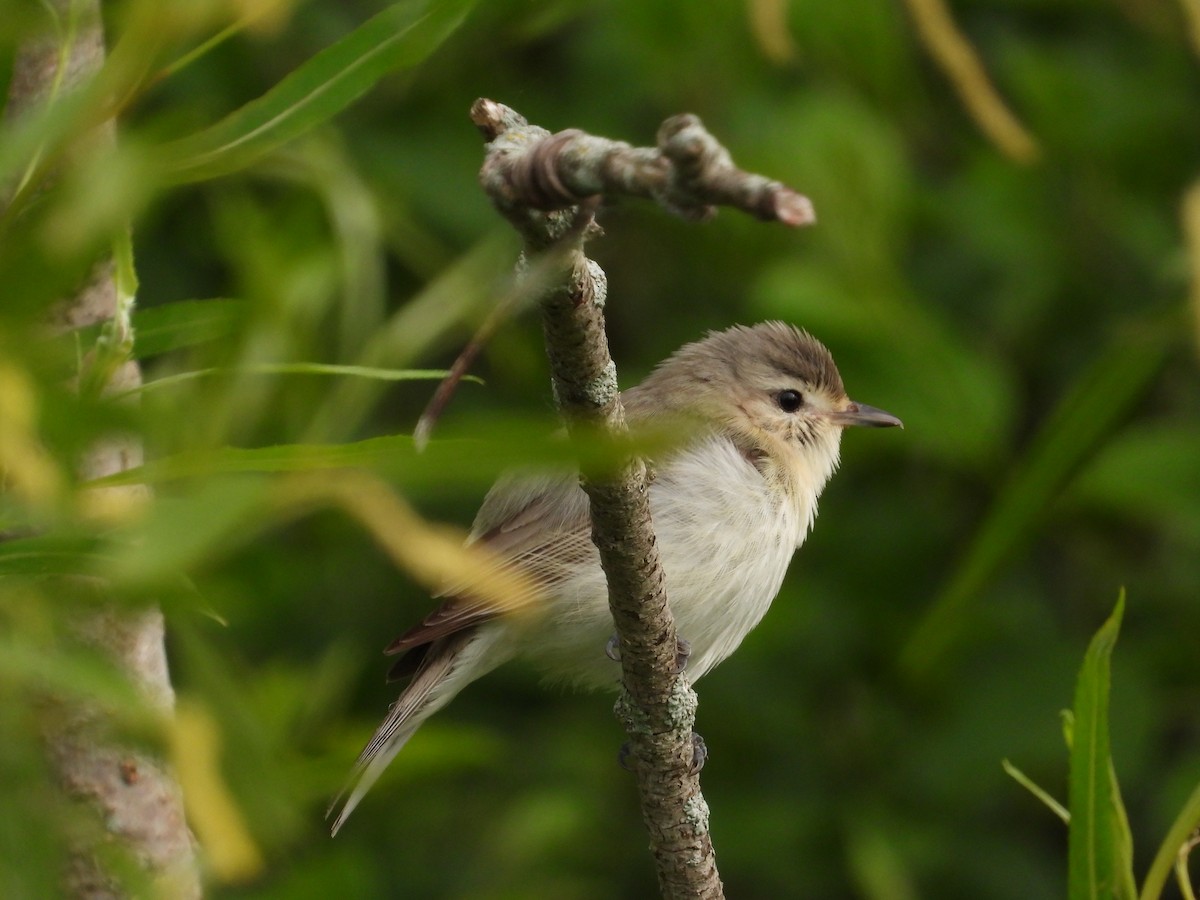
[91,435,423,485]
[131,298,246,358]
[105,477,270,586]
[0,533,110,577]
[303,229,523,442]
[901,328,1167,679]
[171,700,265,883]
[1069,424,1200,542]
[90,416,675,493]
[1067,592,1136,900]
[168,625,308,849]
[70,299,247,360]
[158,0,475,184]
[271,470,542,618]
[844,815,919,900]
[136,364,477,396]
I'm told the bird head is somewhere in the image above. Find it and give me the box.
[627,321,901,490]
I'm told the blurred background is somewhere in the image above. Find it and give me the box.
[2,0,1198,897]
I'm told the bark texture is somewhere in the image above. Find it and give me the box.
[6,2,200,897]
[472,98,813,899]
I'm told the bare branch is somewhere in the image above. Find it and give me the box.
[471,97,815,233]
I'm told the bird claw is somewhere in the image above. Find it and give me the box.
[605,635,691,674]
[605,633,621,661]
[689,732,708,774]
[617,741,634,771]
[672,637,691,675]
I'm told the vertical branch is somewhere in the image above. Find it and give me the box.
[471,98,813,897]
[538,249,722,898]
[6,2,200,897]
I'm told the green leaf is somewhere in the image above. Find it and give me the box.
[85,415,676,490]
[1138,780,1200,900]
[89,435,422,486]
[0,533,111,577]
[105,477,270,586]
[132,298,247,357]
[135,364,474,396]
[158,0,474,184]
[1069,424,1200,542]
[70,299,247,360]
[1068,591,1137,900]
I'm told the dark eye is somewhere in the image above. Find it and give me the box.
[776,389,804,413]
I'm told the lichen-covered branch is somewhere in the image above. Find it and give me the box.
[473,99,815,899]
[6,3,200,897]
[471,97,815,236]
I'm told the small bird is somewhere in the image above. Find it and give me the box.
[329,321,900,833]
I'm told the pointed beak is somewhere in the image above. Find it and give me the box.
[828,401,903,429]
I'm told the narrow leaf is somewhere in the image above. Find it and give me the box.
[135,364,476,395]
[1139,780,1200,900]
[89,435,421,486]
[71,299,247,360]
[132,298,247,357]
[1068,591,1137,900]
[1003,758,1070,824]
[0,533,111,577]
[158,0,473,183]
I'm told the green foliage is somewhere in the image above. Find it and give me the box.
[1005,594,1200,900]
[158,0,476,184]
[1,0,1198,897]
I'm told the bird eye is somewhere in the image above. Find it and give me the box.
[776,389,803,413]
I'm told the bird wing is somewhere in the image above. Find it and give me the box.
[383,470,594,661]
[332,474,595,833]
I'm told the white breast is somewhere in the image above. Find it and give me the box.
[651,436,809,679]
[524,436,813,690]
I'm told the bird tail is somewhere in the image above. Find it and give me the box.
[327,632,483,836]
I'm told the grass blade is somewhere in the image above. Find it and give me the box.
[134,364,477,396]
[1068,591,1137,900]
[159,0,474,184]
[87,434,421,486]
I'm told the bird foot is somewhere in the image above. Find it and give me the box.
[672,638,691,674]
[605,634,691,674]
[605,633,621,661]
[688,732,707,774]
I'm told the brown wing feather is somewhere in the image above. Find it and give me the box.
[382,476,594,662]
[384,597,495,655]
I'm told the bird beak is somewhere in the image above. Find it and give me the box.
[828,401,903,429]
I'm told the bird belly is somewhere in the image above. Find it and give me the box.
[518,437,806,691]
[653,438,804,680]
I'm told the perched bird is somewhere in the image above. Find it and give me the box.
[330,321,901,834]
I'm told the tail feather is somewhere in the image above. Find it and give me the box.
[328,628,512,835]
[328,633,472,835]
